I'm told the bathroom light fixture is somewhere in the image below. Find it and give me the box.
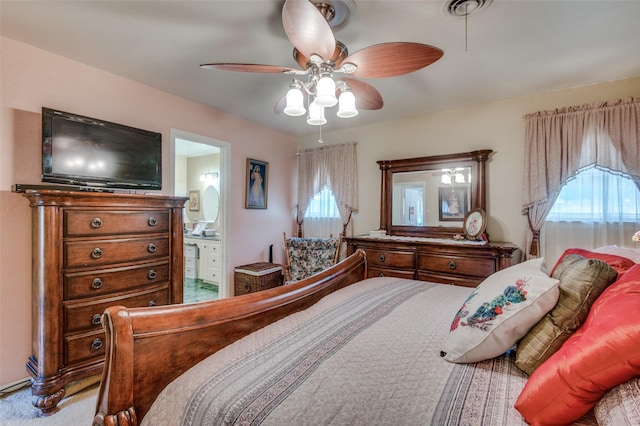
[200,171,219,182]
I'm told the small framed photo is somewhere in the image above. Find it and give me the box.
[188,190,200,211]
[463,208,487,240]
[438,187,468,221]
[245,158,268,209]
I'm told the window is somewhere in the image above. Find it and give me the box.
[547,167,640,223]
[303,186,341,238]
[304,186,340,219]
[544,167,640,264]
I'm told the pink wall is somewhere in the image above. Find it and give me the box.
[0,37,298,386]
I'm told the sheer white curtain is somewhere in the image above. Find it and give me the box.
[522,97,640,260]
[303,186,342,238]
[297,142,358,238]
[543,167,640,265]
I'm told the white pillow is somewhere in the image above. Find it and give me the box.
[441,258,560,364]
[592,245,640,263]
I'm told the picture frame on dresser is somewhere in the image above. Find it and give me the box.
[463,208,487,240]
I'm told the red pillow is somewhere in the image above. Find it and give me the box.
[550,248,635,277]
[514,263,640,425]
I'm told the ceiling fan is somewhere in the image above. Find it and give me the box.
[200,0,443,124]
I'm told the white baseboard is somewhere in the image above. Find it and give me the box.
[0,377,30,396]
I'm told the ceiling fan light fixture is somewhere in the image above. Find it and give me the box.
[284,86,306,116]
[307,100,327,125]
[314,75,338,107]
[337,90,358,118]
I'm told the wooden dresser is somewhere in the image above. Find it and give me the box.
[21,190,186,415]
[345,236,518,287]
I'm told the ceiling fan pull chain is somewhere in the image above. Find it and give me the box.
[465,3,468,51]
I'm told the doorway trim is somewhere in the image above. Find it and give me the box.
[170,128,231,299]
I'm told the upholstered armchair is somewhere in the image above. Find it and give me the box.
[283,233,342,283]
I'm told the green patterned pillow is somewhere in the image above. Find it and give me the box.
[515,254,618,375]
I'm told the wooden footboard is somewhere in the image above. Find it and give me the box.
[93,249,367,425]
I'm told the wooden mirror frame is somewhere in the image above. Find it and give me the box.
[378,149,492,239]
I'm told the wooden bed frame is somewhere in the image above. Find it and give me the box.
[93,249,367,426]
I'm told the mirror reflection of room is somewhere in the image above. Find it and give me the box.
[175,139,222,303]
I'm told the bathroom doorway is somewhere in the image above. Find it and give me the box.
[171,129,231,301]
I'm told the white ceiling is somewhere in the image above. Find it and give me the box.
[2,0,640,138]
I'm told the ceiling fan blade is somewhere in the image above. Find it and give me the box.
[343,43,444,79]
[200,63,298,74]
[282,0,336,61]
[341,78,383,110]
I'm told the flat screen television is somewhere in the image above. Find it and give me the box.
[42,107,162,190]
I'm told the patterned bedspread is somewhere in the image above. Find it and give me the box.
[141,277,596,426]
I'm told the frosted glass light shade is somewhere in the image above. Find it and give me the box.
[284,87,306,116]
[337,91,358,118]
[314,76,337,107]
[307,101,327,125]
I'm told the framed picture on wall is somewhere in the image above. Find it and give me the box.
[438,186,468,221]
[189,190,200,211]
[245,158,268,209]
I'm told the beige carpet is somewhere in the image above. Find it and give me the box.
[0,378,98,425]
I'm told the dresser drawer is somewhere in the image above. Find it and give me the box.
[64,236,169,268]
[65,210,170,237]
[416,271,483,288]
[364,248,415,269]
[368,266,416,280]
[64,261,169,299]
[64,330,106,365]
[64,285,169,334]
[417,253,496,278]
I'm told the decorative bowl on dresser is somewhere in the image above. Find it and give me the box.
[18,189,187,415]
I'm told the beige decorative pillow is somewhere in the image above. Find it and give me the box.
[515,254,618,375]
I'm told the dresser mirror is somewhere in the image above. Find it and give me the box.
[378,150,492,238]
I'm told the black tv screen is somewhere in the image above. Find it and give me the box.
[42,107,162,190]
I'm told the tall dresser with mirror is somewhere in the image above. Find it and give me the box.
[345,150,518,287]
[20,189,186,415]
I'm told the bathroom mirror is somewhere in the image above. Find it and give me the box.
[202,185,220,223]
[378,150,492,238]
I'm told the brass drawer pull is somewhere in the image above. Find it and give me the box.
[91,278,104,289]
[148,300,156,307]
[91,248,103,259]
[90,217,103,228]
[148,243,157,253]
[378,254,386,262]
[378,272,385,277]
[448,261,457,270]
[91,314,102,326]
[91,338,103,351]
[148,217,158,226]
[245,284,252,292]
[148,269,157,279]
